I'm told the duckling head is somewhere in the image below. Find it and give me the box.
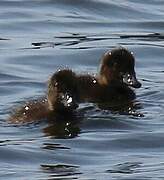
[47,70,78,113]
[99,47,141,88]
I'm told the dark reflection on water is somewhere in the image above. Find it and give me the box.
[43,114,81,139]
[31,33,118,50]
[41,164,81,178]
[97,100,144,117]
[106,161,142,174]
[0,0,164,179]
[40,99,143,139]
[42,143,70,150]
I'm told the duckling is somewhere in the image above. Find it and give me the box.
[75,47,141,103]
[9,47,141,123]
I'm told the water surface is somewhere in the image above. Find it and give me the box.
[1,0,164,179]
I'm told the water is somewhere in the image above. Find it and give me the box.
[0,0,164,179]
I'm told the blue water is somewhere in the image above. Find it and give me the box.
[1,0,164,179]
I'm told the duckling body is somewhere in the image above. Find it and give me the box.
[9,98,49,123]
[76,74,136,103]
[9,47,141,123]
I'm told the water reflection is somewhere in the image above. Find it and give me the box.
[42,143,70,150]
[41,164,82,179]
[42,100,143,138]
[97,100,144,117]
[43,113,82,139]
[106,161,142,174]
[30,32,164,50]
[30,32,118,50]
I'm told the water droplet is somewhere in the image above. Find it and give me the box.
[93,79,97,84]
[105,51,111,56]
[25,106,29,111]
[42,99,47,103]
[131,51,134,55]
[127,78,131,83]
[67,97,73,104]
[65,127,69,132]
[131,111,135,114]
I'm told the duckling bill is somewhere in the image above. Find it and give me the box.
[9,47,141,123]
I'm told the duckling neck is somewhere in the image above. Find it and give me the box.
[97,74,107,86]
[97,74,118,86]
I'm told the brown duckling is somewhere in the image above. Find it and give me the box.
[76,47,141,103]
[9,47,141,123]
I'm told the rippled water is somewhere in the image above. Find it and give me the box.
[1,0,164,179]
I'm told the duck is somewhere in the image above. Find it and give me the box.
[9,47,141,123]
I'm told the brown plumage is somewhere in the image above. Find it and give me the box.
[9,47,141,123]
